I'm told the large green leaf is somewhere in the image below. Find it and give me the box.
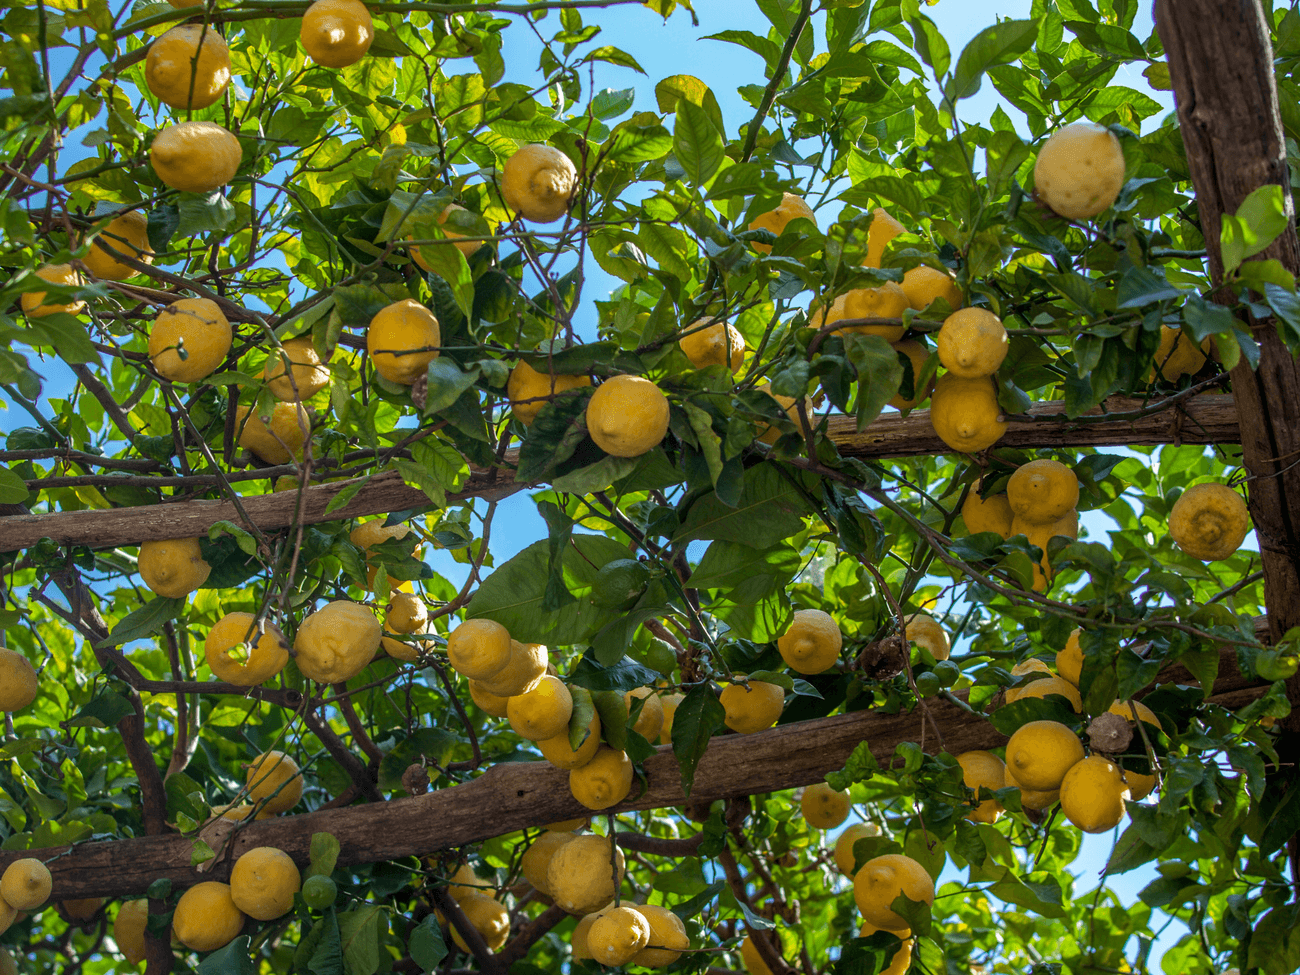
[674,463,811,548]
[673,97,724,187]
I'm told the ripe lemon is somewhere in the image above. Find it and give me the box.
[61,898,103,923]
[1007,459,1079,524]
[1169,482,1250,561]
[381,634,430,662]
[1013,510,1079,592]
[114,899,149,964]
[1153,325,1210,381]
[544,817,588,832]
[1012,675,1081,712]
[1108,699,1160,730]
[629,902,690,965]
[1033,121,1125,220]
[1056,629,1083,685]
[148,297,232,383]
[679,317,746,372]
[450,893,510,951]
[1003,659,1052,704]
[173,881,245,952]
[748,192,816,253]
[83,211,153,280]
[570,745,633,810]
[863,208,906,268]
[386,593,427,635]
[508,674,574,741]
[956,750,1006,824]
[833,821,881,876]
[204,612,289,686]
[0,649,37,712]
[468,679,511,717]
[962,491,1013,538]
[478,640,548,697]
[546,834,625,915]
[139,537,211,598]
[411,204,488,264]
[1,858,51,910]
[585,375,670,457]
[777,608,842,675]
[521,830,576,895]
[937,308,1007,379]
[801,782,851,829]
[446,862,494,901]
[367,299,440,385]
[929,373,1006,453]
[145,25,231,109]
[507,360,590,426]
[230,847,300,920]
[720,678,784,734]
[888,340,934,411]
[1005,720,1085,791]
[236,402,310,465]
[658,692,684,744]
[571,911,600,960]
[264,336,331,401]
[151,121,242,193]
[625,687,664,741]
[853,853,934,932]
[754,382,814,445]
[349,519,418,590]
[902,265,961,312]
[1004,764,1060,810]
[588,904,651,966]
[20,263,84,318]
[294,600,382,683]
[502,144,577,223]
[446,619,512,680]
[246,750,303,814]
[301,0,374,67]
[904,613,949,661]
[810,282,910,341]
[0,899,14,937]
[859,922,913,975]
[1060,755,1131,832]
[740,934,777,974]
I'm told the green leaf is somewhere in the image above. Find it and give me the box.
[1233,184,1289,262]
[674,463,811,548]
[0,466,30,504]
[96,597,186,648]
[377,729,458,791]
[337,906,385,975]
[66,691,136,729]
[671,684,726,796]
[949,20,1038,100]
[409,916,447,972]
[842,333,904,429]
[422,360,480,415]
[28,314,100,365]
[414,244,474,321]
[175,190,236,237]
[308,832,341,880]
[591,689,629,751]
[602,115,673,164]
[568,686,597,751]
[673,98,725,187]
[551,454,640,495]
[306,909,344,975]
[198,937,254,975]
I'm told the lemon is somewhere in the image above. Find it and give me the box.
[235,402,310,466]
[956,750,1006,824]
[1060,755,1131,832]
[833,821,881,876]
[501,144,577,223]
[585,375,671,458]
[888,340,934,411]
[367,299,440,385]
[0,899,14,937]
[863,208,907,268]
[508,674,574,741]
[1004,765,1060,810]
[478,640,548,697]
[447,862,494,901]
[853,853,934,932]
[0,649,37,712]
[521,830,576,895]
[300,0,374,67]
[901,266,961,312]
[1033,121,1125,220]
[1169,482,1250,561]
[138,537,211,598]
[1003,659,1052,704]
[937,308,1007,378]
[230,846,300,920]
[20,263,84,318]
[204,612,289,686]
[382,634,430,662]
[1005,720,1085,791]
[904,613,949,661]
[625,687,664,741]
[148,297,233,384]
[748,192,816,253]
[246,750,303,814]
[451,893,510,951]
[83,211,153,280]
[1007,460,1079,524]
[801,782,851,829]
[61,898,103,923]
[151,121,242,193]
[546,834,625,915]
[1012,675,1081,712]
[411,204,488,264]
[386,593,428,635]
[114,899,149,965]
[720,678,784,734]
[1056,629,1083,685]
[626,902,690,965]
[544,817,588,832]
[810,283,910,341]
[571,911,600,960]
[740,934,777,974]
[1013,509,1079,592]
[929,373,1007,453]
[570,745,633,810]
[962,491,1013,538]
[588,904,651,966]
[145,24,231,109]
[445,619,512,680]
[658,692,684,744]
[507,360,590,426]
[294,600,382,683]
[468,679,511,717]
[173,881,245,952]
[1153,325,1210,381]
[858,922,913,975]
[349,519,418,591]
[1123,768,1158,802]
[777,609,842,675]
[1108,699,1160,730]
[592,558,653,610]
[1,858,51,910]
[679,317,746,372]
[264,336,331,401]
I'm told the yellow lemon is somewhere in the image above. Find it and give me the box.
[61,898,103,923]
[468,679,511,717]
[679,317,746,372]
[139,537,211,598]
[478,640,548,697]
[904,613,950,661]
[629,902,690,966]
[386,593,427,635]
[114,899,149,965]
[1060,755,1131,833]
[740,934,777,974]
[148,297,232,383]
[833,821,881,876]
[1108,699,1160,730]
[937,308,1007,379]
[151,121,242,193]
[294,600,382,683]
[962,491,1013,538]
[858,923,913,975]
[956,750,1006,824]
[83,211,153,280]
[264,336,331,401]
[349,519,419,590]
[1003,659,1052,704]
[1013,510,1079,592]
[546,834,626,915]
[204,612,289,686]
[20,263,84,318]
[501,144,577,223]
[571,911,600,960]
[585,375,670,457]
[450,893,510,951]
[1123,768,1158,802]
[381,634,430,662]
[230,847,300,921]
[1033,121,1125,220]
[0,859,51,910]
[1056,629,1084,685]
[367,299,440,385]
[853,853,934,932]
[720,679,784,734]
[145,25,231,109]
[1169,482,1250,561]
[1005,720,1085,792]
[570,745,633,811]
[411,204,488,264]
[1007,459,1079,524]
[801,782,851,829]
[748,192,816,253]
[300,0,374,67]
[929,373,1007,453]
[0,899,14,937]
[172,881,245,953]
[446,862,493,901]
[625,687,664,741]
[777,609,842,675]
[521,830,576,895]
[1005,764,1060,811]
[588,905,651,966]
[246,750,303,814]
[812,282,910,341]
[446,619,512,680]
[658,692,684,744]
[1153,325,1210,381]
[1012,675,1082,712]
[508,674,574,741]
[902,265,962,312]
[544,817,588,832]
[0,649,37,712]
[235,402,310,466]
[888,340,934,411]
[863,208,907,268]
[507,360,591,426]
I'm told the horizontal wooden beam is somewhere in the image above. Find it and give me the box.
[0,395,1239,553]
